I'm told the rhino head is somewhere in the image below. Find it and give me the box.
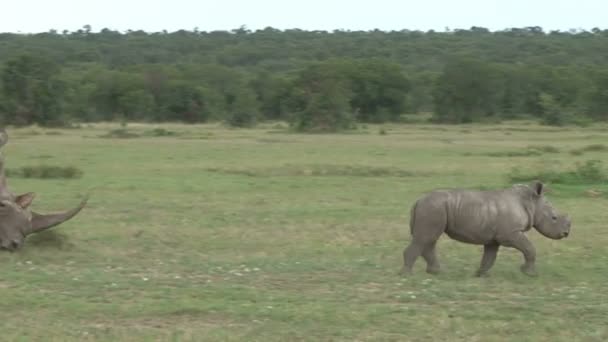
[528,181,571,240]
[0,128,88,251]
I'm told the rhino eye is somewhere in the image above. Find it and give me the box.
[551,215,557,220]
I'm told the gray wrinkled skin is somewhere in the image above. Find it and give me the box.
[0,128,88,251]
[401,181,571,277]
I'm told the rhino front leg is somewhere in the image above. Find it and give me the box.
[502,232,537,277]
[475,242,499,277]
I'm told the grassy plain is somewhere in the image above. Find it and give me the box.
[1,121,608,341]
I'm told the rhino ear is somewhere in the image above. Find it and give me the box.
[15,192,36,209]
[531,181,544,196]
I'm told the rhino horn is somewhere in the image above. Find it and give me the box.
[26,195,89,235]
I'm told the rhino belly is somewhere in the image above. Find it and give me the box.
[444,219,496,245]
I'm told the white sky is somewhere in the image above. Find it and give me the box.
[1,0,605,33]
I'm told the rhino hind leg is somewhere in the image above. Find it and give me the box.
[422,242,441,274]
[475,242,500,277]
[401,242,423,275]
[401,202,446,276]
[402,239,442,275]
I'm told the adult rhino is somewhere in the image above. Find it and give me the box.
[0,128,88,251]
[401,181,571,277]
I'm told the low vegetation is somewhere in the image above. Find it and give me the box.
[6,165,84,179]
[472,144,560,157]
[205,164,423,178]
[143,128,179,137]
[98,128,140,139]
[0,122,607,340]
[570,143,608,155]
[509,159,608,185]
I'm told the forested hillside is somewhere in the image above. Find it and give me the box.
[1,26,607,129]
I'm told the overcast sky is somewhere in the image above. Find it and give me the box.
[1,0,605,34]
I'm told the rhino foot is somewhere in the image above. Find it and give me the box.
[426,266,441,275]
[474,270,490,277]
[520,264,538,277]
[399,266,412,277]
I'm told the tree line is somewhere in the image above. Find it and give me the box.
[1,26,607,130]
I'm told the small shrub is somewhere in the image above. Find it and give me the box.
[65,123,83,129]
[29,154,53,160]
[256,138,294,144]
[486,150,542,157]
[527,145,560,153]
[574,160,607,183]
[483,145,559,157]
[144,128,178,137]
[205,164,426,178]
[570,149,584,156]
[18,130,41,136]
[584,189,603,198]
[272,123,288,130]
[379,128,387,135]
[98,129,140,139]
[570,144,608,155]
[6,165,83,179]
[584,144,608,152]
[44,131,63,136]
[225,110,258,128]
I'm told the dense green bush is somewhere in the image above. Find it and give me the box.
[2,27,608,127]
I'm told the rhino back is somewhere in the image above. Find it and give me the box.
[415,189,530,244]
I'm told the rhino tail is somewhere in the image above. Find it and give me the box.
[409,200,419,236]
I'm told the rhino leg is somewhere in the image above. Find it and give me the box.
[501,232,537,277]
[402,231,444,276]
[422,242,441,274]
[475,242,499,277]
[401,197,446,276]
[401,242,424,275]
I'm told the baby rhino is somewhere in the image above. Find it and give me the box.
[401,181,571,277]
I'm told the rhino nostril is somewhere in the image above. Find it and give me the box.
[563,232,569,237]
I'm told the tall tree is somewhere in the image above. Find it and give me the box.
[432,58,502,123]
[0,54,66,126]
[586,69,608,121]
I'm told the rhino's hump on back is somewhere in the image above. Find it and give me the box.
[444,188,523,219]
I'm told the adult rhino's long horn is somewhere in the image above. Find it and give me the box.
[26,195,89,235]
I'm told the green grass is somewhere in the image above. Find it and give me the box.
[1,121,608,341]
